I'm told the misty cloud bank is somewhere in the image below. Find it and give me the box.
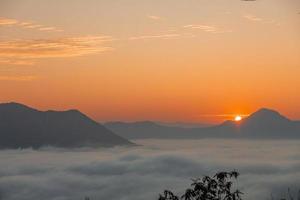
[0,139,299,200]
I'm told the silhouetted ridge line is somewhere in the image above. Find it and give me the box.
[247,108,290,121]
[0,102,134,149]
[105,108,300,139]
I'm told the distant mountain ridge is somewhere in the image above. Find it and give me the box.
[105,108,300,139]
[0,102,133,149]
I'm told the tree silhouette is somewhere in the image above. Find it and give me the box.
[83,171,299,200]
[158,171,243,200]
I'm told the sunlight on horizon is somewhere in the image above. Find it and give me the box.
[235,115,242,121]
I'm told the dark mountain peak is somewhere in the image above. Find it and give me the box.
[220,120,235,126]
[213,108,296,138]
[252,107,280,115]
[0,102,33,109]
[0,102,89,120]
[1,102,24,106]
[105,108,300,139]
[66,109,81,113]
[0,102,133,149]
[247,108,290,122]
[46,108,82,115]
[45,109,92,123]
[0,102,39,114]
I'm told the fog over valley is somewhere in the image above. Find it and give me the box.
[0,139,299,200]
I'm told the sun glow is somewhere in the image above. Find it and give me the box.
[234,115,242,121]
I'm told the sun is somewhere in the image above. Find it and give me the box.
[234,115,242,121]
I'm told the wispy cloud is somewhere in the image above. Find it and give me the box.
[0,75,37,81]
[129,23,230,42]
[0,36,114,65]
[196,114,250,118]
[147,15,162,20]
[184,25,217,32]
[38,27,58,31]
[129,34,180,40]
[183,24,232,34]
[0,18,18,25]
[0,17,63,32]
[243,14,280,26]
[0,59,34,66]
[243,14,263,22]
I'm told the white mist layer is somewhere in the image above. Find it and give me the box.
[0,139,299,200]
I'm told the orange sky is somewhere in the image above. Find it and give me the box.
[0,0,300,123]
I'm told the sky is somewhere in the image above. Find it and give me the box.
[0,0,300,123]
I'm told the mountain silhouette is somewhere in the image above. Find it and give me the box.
[233,108,299,138]
[105,121,189,139]
[0,102,133,149]
[105,108,300,139]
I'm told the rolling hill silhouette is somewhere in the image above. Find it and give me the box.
[105,121,189,139]
[105,108,300,139]
[0,102,133,149]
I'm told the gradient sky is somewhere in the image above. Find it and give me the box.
[0,0,299,123]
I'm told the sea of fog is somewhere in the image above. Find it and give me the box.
[0,139,299,200]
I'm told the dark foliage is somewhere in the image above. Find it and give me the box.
[158,171,243,200]
[82,171,299,200]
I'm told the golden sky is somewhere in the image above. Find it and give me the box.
[0,0,300,123]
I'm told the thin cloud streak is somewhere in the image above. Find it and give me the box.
[0,36,114,64]
[128,24,231,42]
[243,14,280,26]
[190,113,250,122]
[243,14,263,22]
[0,75,37,81]
[0,17,63,32]
[196,114,250,118]
[0,18,18,25]
[129,34,180,40]
[147,15,162,20]
[184,25,217,32]
[183,24,232,34]
[0,59,34,66]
